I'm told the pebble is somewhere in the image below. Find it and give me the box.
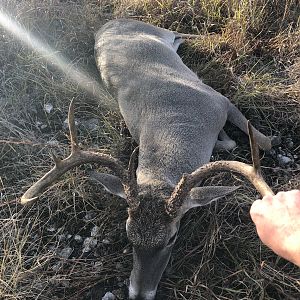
[74,234,83,243]
[102,292,116,300]
[46,225,56,232]
[44,103,53,113]
[91,226,100,237]
[82,237,97,253]
[82,118,99,131]
[84,211,97,221]
[277,154,293,166]
[58,247,73,259]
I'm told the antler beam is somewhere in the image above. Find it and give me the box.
[21,99,128,205]
[166,122,274,217]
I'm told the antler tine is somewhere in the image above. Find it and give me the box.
[21,100,127,205]
[68,98,78,152]
[166,122,274,217]
[126,146,139,199]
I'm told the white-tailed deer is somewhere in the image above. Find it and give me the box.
[21,19,274,300]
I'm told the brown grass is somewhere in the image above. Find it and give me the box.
[0,0,300,299]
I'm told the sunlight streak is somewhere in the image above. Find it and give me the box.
[0,9,114,108]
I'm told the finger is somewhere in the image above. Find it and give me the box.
[250,199,263,223]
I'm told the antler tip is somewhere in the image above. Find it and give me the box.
[20,195,39,205]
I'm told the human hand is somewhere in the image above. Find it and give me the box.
[250,190,300,267]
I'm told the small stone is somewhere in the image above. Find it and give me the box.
[74,235,83,243]
[57,234,66,242]
[58,247,73,259]
[271,135,281,147]
[91,226,100,237]
[269,149,276,157]
[84,211,97,221]
[44,103,53,113]
[94,261,103,270]
[83,118,99,131]
[52,261,63,271]
[47,225,56,232]
[102,292,116,300]
[277,154,293,166]
[66,234,72,240]
[82,237,97,253]
[102,238,111,244]
[47,139,59,146]
[123,248,130,254]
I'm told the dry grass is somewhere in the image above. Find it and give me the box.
[0,0,300,299]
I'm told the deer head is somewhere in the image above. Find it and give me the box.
[21,100,273,300]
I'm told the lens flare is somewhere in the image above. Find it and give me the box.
[0,9,114,108]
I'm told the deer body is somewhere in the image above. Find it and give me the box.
[96,19,231,186]
[21,19,273,300]
[93,19,271,299]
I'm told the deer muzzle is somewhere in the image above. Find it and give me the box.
[129,246,173,300]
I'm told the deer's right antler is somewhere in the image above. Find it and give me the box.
[21,100,138,207]
[166,122,274,217]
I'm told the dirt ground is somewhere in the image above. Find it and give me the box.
[0,1,299,299]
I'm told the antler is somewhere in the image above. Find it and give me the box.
[21,100,137,206]
[126,146,139,200]
[166,122,274,217]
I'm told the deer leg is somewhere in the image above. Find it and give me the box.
[227,103,272,150]
[214,129,237,152]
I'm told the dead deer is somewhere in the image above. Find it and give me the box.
[21,19,274,300]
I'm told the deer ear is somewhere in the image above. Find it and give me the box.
[185,186,240,209]
[89,171,127,199]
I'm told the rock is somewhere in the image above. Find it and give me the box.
[82,237,97,253]
[52,261,63,271]
[102,292,116,300]
[82,118,99,131]
[271,135,281,147]
[277,154,293,166]
[58,247,73,259]
[94,261,103,271]
[91,226,100,237]
[47,139,59,146]
[57,234,66,242]
[102,238,111,244]
[123,248,130,254]
[44,103,53,113]
[46,224,56,232]
[84,211,97,221]
[74,234,83,243]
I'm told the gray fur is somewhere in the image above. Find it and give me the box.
[94,19,271,300]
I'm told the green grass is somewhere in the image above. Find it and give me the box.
[0,0,300,299]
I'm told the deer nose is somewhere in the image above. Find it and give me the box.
[128,284,156,300]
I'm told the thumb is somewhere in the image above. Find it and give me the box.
[250,199,263,224]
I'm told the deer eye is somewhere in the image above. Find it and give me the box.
[167,233,177,246]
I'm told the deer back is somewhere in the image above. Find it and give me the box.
[95,19,230,184]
